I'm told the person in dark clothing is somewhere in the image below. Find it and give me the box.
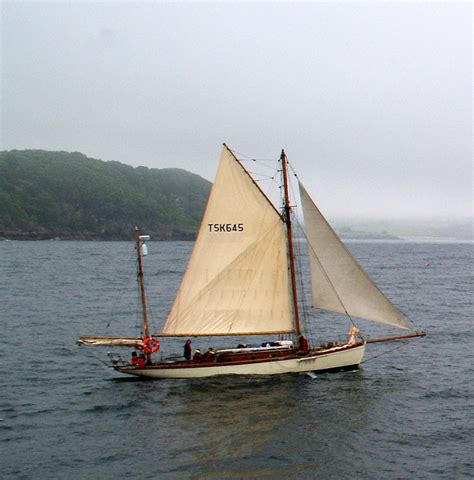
[184,339,192,361]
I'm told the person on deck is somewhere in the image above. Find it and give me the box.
[131,351,138,366]
[137,354,146,368]
[184,339,192,361]
[299,335,309,353]
[203,348,216,362]
[193,349,203,361]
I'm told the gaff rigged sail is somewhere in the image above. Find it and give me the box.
[162,147,294,336]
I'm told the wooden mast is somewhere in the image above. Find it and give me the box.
[280,149,301,337]
[134,226,150,338]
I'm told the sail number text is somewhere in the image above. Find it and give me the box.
[208,223,244,233]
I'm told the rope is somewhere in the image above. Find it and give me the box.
[361,337,423,364]
[245,172,276,181]
[230,147,278,163]
[82,346,114,368]
[106,245,137,333]
[286,160,361,331]
[240,159,280,172]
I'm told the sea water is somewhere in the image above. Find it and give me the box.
[0,240,472,479]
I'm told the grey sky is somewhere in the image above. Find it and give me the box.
[1,1,472,220]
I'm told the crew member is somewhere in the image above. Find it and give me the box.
[299,335,309,353]
[184,339,192,361]
[193,349,203,361]
[203,347,216,362]
[137,354,146,368]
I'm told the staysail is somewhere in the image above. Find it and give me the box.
[299,182,411,330]
[161,147,293,336]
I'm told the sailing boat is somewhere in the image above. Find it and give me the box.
[78,144,425,378]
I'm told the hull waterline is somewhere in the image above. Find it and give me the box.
[115,343,366,379]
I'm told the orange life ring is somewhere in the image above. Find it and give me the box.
[142,337,160,353]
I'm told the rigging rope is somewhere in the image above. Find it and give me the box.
[106,246,138,333]
[286,160,413,333]
[246,172,276,182]
[290,195,358,329]
[280,152,318,344]
[230,147,279,164]
[286,159,359,331]
[294,220,314,344]
[361,337,423,364]
[240,159,280,172]
[81,346,114,368]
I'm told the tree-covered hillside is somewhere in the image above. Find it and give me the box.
[0,150,211,240]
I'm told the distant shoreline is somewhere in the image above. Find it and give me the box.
[3,230,473,242]
[3,234,472,242]
[339,233,401,241]
[0,231,197,241]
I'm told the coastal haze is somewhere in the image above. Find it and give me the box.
[1,2,472,225]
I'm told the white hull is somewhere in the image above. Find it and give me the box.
[116,343,366,379]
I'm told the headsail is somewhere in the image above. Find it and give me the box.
[299,182,411,330]
[161,146,293,336]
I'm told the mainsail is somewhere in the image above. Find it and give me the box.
[299,182,411,330]
[161,147,294,336]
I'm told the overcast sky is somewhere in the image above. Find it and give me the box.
[1,1,472,220]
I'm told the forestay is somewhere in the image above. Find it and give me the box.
[299,182,411,330]
[162,147,294,336]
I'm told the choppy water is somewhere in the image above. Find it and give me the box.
[0,240,473,479]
